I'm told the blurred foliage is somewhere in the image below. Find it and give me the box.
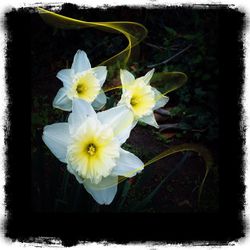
[149,11,219,144]
[31,95,66,152]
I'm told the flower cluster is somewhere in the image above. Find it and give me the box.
[42,50,169,205]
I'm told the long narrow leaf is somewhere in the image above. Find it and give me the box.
[37,7,147,67]
[131,153,191,211]
[117,180,132,211]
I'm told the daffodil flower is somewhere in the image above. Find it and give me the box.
[118,69,169,128]
[53,50,107,111]
[42,99,144,205]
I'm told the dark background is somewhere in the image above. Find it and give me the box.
[5,4,245,245]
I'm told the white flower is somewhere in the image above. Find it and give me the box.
[53,50,107,111]
[118,69,169,128]
[42,99,144,205]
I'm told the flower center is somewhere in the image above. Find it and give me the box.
[76,83,86,94]
[123,83,156,118]
[130,96,139,106]
[87,143,96,156]
[75,75,89,95]
[68,72,101,102]
[67,117,120,184]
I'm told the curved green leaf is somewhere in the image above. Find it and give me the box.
[150,72,188,95]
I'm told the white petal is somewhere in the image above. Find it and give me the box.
[68,99,97,135]
[53,87,72,111]
[91,66,107,87]
[120,69,135,87]
[67,164,84,184]
[153,88,169,110]
[83,176,118,205]
[140,68,155,84]
[56,69,74,89]
[111,148,144,177]
[42,123,70,163]
[97,105,134,144]
[71,50,91,74]
[91,90,107,110]
[140,112,159,128]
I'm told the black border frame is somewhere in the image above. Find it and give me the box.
[4,5,245,246]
